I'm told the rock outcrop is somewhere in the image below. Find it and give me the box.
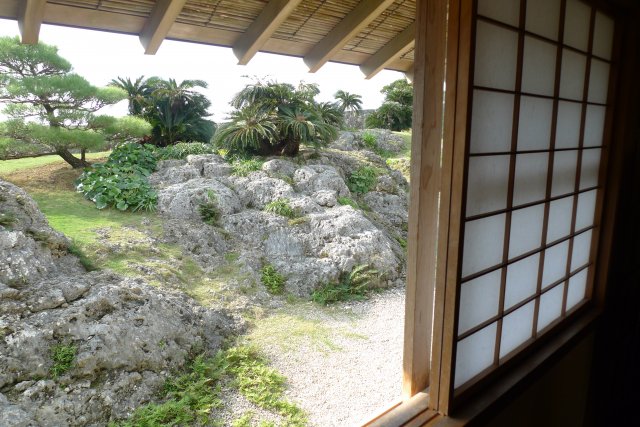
[0,180,237,426]
[152,131,409,297]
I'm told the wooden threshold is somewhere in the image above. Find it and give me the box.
[363,392,440,427]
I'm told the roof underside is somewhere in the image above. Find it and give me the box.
[0,0,416,78]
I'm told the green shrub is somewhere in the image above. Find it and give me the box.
[76,143,158,211]
[311,265,378,304]
[156,142,217,160]
[0,211,16,228]
[264,198,298,219]
[361,131,377,150]
[198,190,220,225]
[347,166,380,194]
[231,157,264,176]
[261,264,285,294]
[337,197,359,209]
[50,343,77,378]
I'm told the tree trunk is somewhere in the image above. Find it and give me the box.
[282,140,300,157]
[56,148,91,169]
[81,148,86,162]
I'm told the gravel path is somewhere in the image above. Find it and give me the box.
[249,287,406,426]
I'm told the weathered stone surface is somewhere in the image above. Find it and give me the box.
[157,178,243,221]
[0,180,238,426]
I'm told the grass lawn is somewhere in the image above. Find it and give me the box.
[0,151,110,174]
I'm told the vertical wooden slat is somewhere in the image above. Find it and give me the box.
[18,0,46,45]
[435,0,474,414]
[402,0,450,400]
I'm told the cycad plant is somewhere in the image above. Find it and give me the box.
[216,79,343,156]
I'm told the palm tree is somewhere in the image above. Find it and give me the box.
[334,90,363,113]
[109,76,152,116]
[218,79,343,156]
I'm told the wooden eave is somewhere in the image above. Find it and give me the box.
[0,0,415,76]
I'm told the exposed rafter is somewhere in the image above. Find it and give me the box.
[139,0,188,55]
[303,0,395,73]
[361,22,415,79]
[18,0,46,44]
[233,0,302,65]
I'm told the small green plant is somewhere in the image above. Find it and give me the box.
[231,157,264,176]
[155,142,218,160]
[288,216,308,226]
[264,198,298,219]
[361,131,377,150]
[311,265,378,305]
[347,166,380,194]
[396,236,408,251]
[0,211,17,228]
[337,197,359,209]
[261,264,285,294]
[198,190,220,225]
[67,241,98,272]
[231,412,254,427]
[50,343,77,378]
[224,251,240,262]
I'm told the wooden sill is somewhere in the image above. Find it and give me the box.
[362,309,600,427]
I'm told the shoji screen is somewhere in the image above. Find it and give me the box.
[453,0,614,391]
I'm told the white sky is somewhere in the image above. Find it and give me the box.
[0,18,405,122]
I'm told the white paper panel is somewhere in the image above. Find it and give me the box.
[564,0,592,52]
[559,50,587,101]
[542,240,570,286]
[580,149,602,189]
[517,96,553,150]
[547,196,574,243]
[525,0,561,41]
[584,105,606,147]
[555,101,583,149]
[575,190,598,230]
[593,11,614,60]
[537,284,565,332]
[500,300,535,359]
[509,204,544,258]
[571,229,593,270]
[477,0,520,26]
[567,268,588,310]
[588,60,610,104]
[505,254,540,310]
[470,90,515,153]
[521,38,557,96]
[454,323,497,388]
[466,155,510,216]
[475,21,519,90]
[462,214,506,278]
[513,153,549,206]
[551,150,578,197]
[458,270,502,335]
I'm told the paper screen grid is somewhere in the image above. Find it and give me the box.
[454,0,613,389]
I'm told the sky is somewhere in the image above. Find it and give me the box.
[0,18,405,122]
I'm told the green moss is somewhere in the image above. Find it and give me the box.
[50,343,77,378]
[261,264,285,295]
[0,211,17,227]
[264,198,298,219]
[288,216,308,226]
[337,197,359,209]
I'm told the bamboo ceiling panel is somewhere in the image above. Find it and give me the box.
[344,0,415,54]
[0,0,415,73]
[48,0,155,17]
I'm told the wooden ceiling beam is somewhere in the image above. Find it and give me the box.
[233,0,302,65]
[303,0,395,73]
[139,0,187,55]
[18,0,46,44]
[361,22,415,79]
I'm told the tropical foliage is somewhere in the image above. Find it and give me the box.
[215,80,343,157]
[110,76,216,147]
[366,79,413,131]
[0,37,150,168]
[334,90,363,113]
